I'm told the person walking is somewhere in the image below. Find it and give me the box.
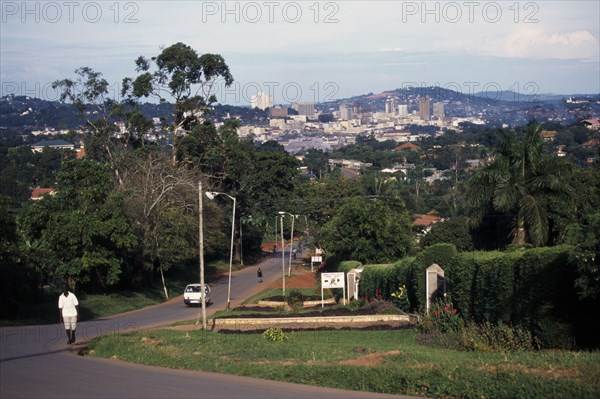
[257,267,263,283]
[58,285,79,345]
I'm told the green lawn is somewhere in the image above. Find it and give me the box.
[88,328,600,398]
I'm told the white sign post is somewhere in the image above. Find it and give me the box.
[310,255,322,272]
[321,272,345,307]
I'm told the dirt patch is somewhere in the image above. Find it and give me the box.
[340,350,402,367]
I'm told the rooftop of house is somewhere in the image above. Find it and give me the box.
[412,210,442,228]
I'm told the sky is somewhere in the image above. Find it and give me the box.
[1,0,599,106]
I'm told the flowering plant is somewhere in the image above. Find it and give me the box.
[419,300,463,334]
[390,284,411,312]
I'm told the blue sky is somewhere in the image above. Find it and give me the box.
[1,1,599,105]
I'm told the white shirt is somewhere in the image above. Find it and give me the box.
[58,292,79,317]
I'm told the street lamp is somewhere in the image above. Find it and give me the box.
[278,211,297,277]
[206,191,236,310]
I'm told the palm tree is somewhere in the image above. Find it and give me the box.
[466,122,572,247]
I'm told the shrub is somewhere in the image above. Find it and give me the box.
[418,300,463,335]
[286,289,304,313]
[347,298,366,310]
[262,327,287,342]
[417,301,540,352]
[459,321,540,352]
[390,284,411,312]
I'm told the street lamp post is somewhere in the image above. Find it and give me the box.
[206,191,236,310]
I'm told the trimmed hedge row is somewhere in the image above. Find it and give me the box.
[342,244,598,349]
[337,261,362,274]
[446,246,585,348]
[358,244,457,309]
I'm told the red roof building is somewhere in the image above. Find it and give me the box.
[31,187,55,200]
[394,142,422,152]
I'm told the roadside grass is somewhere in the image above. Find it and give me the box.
[88,328,600,398]
[0,259,234,327]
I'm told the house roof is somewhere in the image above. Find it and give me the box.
[394,142,421,152]
[31,187,54,200]
[412,210,442,228]
[32,139,73,148]
[582,118,600,127]
[583,138,600,148]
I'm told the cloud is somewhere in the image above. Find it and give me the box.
[487,28,599,59]
[378,47,405,53]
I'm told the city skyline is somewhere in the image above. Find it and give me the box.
[1,1,599,105]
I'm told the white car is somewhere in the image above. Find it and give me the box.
[183,284,211,306]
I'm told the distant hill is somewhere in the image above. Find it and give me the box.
[1,87,598,132]
[0,95,267,131]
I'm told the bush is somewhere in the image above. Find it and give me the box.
[390,284,411,312]
[262,327,287,341]
[418,301,463,335]
[347,298,366,310]
[459,321,540,352]
[418,302,539,352]
[286,289,304,313]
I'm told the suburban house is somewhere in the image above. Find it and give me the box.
[540,130,558,141]
[412,210,443,234]
[582,118,600,130]
[393,142,422,152]
[31,139,75,153]
[31,187,55,200]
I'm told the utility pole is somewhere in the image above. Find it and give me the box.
[198,180,207,330]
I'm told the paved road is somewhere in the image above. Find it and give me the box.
[1,253,412,399]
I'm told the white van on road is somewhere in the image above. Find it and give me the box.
[183,283,211,306]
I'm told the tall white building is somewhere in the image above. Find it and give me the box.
[339,103,353,120]
[250,92,273,110]
[433,102,445,119]
[397,104,409,117]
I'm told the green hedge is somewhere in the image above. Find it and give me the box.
[358,244,458,311]
[347,244,598,348]
[337,261,362,274]
[445,246,590,348]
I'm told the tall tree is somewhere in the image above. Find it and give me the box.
[466,122,572,247]
[123,42,233,163]
[52,67,153,187]
[122,150,206,298]
[19,160,136,291]
[318,197,413,263]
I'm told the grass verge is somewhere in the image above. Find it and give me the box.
[0,259,235,327]
[88,328,600,398]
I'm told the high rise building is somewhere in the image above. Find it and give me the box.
[433,102,445,119]
[295,102,315,117]
[397,104,409,117]
[250,92,273,110]
[269,106,288,118]
[418,96,431,121]
[385,97,397,114]
[339,103,353,120]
